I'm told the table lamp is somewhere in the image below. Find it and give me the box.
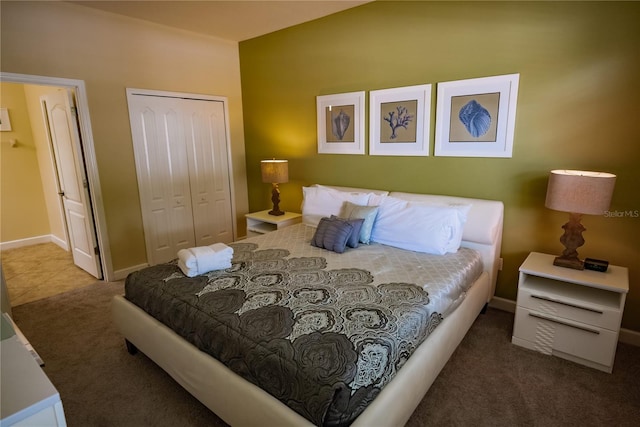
[261,159,288,216]
[544,169,616,270]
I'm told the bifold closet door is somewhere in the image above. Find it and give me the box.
[182,99,233,247]
[127,92,234,265]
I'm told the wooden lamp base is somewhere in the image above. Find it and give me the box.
[553,212,585,270]
[553,256,584,270]
[268,184,284,216]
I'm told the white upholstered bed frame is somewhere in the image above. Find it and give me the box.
[112,187,503,426]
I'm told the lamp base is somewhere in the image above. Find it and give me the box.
[554,212,586,270]
[268,184,284,216]
[553,256,584,270]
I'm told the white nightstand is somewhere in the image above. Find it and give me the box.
[245,210,302,238]
[512,252,628,373]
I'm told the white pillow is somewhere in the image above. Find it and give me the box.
[315,184,388,207]
[302,186,371,227]
[429,203,471,252]
[389,192,495,244]
[367,192,388,206]
[370,196,467,255]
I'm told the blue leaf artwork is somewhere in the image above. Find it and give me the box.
[459,100,491,138]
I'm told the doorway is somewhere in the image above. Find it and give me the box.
[0,73,112,304]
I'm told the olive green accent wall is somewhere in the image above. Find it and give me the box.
[240,2,640,330]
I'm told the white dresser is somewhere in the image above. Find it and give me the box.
[0,314,67,426]
[512,252,628,373]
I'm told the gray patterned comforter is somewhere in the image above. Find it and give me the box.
[125,224,482,426]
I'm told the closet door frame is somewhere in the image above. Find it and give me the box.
[126,88,237,265]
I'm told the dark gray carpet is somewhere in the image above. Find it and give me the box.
[10,281,640,427]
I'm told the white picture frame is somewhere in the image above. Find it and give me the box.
[317,91,365,155]
[434,73,519,158]
[369,84,431,156]
[0,108,12,131]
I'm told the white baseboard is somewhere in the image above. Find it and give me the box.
[489,296,639,347]
[0,235,66,251]
[113,263,148,281]
[619,328,640,347]
[489,296,515,313]
[50,235,69,251]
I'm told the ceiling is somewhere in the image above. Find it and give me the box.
[69,1,372,42]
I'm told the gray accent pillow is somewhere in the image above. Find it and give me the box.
[330,215,364,248]
[311,217,355,253]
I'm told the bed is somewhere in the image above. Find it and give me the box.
[112,185,503,426]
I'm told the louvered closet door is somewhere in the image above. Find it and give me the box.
[182,99,234,245]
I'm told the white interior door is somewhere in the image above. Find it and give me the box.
[42,89,102,278]
[127,90,235,266]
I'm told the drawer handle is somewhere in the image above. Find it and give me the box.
[530,294,603,314]
[529,312,600,335]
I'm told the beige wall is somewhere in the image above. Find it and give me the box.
[0,82,70,248]
[0,83,51,242]
[239,2,640,331]
[1,1,249,275]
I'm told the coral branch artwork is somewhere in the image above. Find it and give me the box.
[383,105,414,140]
[369,85,430,156]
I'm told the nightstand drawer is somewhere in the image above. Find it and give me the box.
[513,307,618,369]
[517,284,622,331]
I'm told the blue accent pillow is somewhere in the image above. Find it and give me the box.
[311,217,355,253]
[340,202,379,244]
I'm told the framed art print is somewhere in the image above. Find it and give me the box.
[317,91,365,155]
[369,84,431,156]
[0,108,12,131]
[434,73,519,158]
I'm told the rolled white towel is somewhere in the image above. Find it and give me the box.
[177,243,234,277]
[178,259,231,278]
[180,243,233,269]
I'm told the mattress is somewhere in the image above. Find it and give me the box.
[125,224,482,426]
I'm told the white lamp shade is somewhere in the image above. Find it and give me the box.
[545,169,616,215]
[261,160,288,184]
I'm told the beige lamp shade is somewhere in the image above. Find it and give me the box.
[261,160,288,184]
[545,170,616,215]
